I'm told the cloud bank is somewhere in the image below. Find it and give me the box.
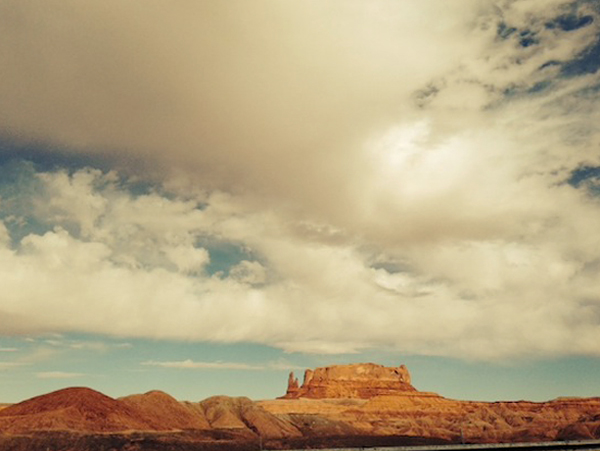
[0,0,600,360]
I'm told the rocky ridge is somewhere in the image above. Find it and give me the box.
[262,363,600,443]
[0,363,599,449]
[0,387,298,439]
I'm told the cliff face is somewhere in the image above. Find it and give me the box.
[282,363,415,399]
[264,363,600,443]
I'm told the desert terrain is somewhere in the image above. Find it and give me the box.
[0,363,599,450]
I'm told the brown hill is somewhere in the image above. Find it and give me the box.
[120,390,211,430]
[0,387,151,433]
[0,387,301,439]
[282,363,415,399]
[200,396,301,439]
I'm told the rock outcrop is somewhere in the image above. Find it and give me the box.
[265,365,600,443]
[285,372,300,397]
[263,394,600,442]
[558,412,600,440]
[281,363,415,399]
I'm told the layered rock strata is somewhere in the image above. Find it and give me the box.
[281,363,415,399]
[262,363,600,443]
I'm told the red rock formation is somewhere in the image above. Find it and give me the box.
[267,365,600,443]
[2,364,600,446]
[0,387,152,433]
[558,412,600,440]
[265,394,600,442]
[285,372,300,397]
[281,363,415,399]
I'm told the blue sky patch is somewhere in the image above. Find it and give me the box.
[568,165,600,186]
[497,22,517,40]
[518,30,539,48]
[201,240,257,276]
[0,160,52,244]
[561,35,600,76]
[567,165,600,196]
[546,14,594,32]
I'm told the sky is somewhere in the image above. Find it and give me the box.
[1,0,600,404]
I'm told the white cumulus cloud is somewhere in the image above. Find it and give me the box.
[0,0,599,361]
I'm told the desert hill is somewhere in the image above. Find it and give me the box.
[0,387,301,439]
[0,363,599,450]
[119,390,211,430]
[200,395,301,439]
[0,387,152,433]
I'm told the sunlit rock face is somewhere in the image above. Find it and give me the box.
[2,367,600,445]
[281,363,415,399]
[267,364,600,443]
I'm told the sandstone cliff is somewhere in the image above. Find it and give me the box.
[281,362,415,399]
[262,363,600,443]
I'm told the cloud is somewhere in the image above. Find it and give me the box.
[0,0,489,216]
[142,359,262,371]
[229,260,268,286]
[42,337,129,353]
[0,344,59,370]
[141,359,304,371]
[1,117,600,359]
[36,371,85,379]
[0,1,599,361]
[0,362,24,370]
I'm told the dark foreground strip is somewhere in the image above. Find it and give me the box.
[283,440,600,451]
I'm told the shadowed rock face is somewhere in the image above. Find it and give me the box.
[199,396,301,439]
[281,363,415,399]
